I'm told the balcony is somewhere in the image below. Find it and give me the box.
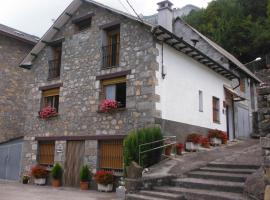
[102,43,120,69]
[48,59,61,79]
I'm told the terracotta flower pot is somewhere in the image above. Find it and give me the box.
[176,148,183,155]
[165,145,172,156]
[52,179,61,187]
[80,181,89,190]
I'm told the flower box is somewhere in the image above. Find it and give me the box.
[97,183,113,192]
[185,142,200,151]
[210,137,222,146]
[34,178,46,185]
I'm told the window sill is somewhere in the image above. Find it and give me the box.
[101,65,119,70]
[97,107,126,114]
[47,77,60,81]
[37,114,59,120]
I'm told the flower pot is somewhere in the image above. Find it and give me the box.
[185,142,199,151]
[34,178,46,185]
[52,179,61,187]
[165,145,172,156]
[80,181,89,190]
[210,137,222,146]
[22,179,29,184]
[97,183,113,192]
[176,148,183,155]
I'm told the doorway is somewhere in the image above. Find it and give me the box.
[64,141,85,187]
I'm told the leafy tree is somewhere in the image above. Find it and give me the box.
[185,0,270,63]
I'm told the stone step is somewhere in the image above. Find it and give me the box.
[139,190,185,200]
[154,186,245,200]
[187,171,248,182]
[199,166,256,174]
[126,193,170,200]
[207,162,260,170]
[172,177,244,193]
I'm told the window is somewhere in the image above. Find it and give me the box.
[76,19,91,31]
[48,43,62,79]
[38,141,55,166]
[213,97,220,123]
[42,88,60,112]
[199,90,203,112]
[99,140,123,171]
[101,76,126,108]
[240,78,246,92]
[102,26,120,68]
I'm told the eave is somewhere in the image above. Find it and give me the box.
[152,26,239,80]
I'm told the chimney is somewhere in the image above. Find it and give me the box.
[157,0,173,32]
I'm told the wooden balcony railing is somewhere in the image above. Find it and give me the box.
[102,43,120,69]
[48,59,61,79]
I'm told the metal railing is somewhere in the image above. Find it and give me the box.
[138,136,177,166]
[102,43,120,69]
[48,59,61,79]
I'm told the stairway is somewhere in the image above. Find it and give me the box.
[126,162,260,200]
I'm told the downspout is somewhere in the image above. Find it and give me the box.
[161,42,166,79]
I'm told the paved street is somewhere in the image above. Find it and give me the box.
[0,181,121,200]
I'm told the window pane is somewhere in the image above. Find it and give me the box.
[105,85,116,100]
[116,82,126,107]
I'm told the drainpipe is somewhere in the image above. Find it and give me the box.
[161,42,166,79]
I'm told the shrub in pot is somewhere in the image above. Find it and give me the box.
[185,133,202,151]
[176,143,184,155]
[51,163,63,187]
[80,165,91,190]
[22,175,30,184]
[94,170,114,192]
[201,137,210,148]
[31,165,48,185]
[208,130,228,145]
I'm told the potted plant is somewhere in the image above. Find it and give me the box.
[22,175,30,184]
[208,130,222,146]
[31,165,48,185]
[94,170,114,192]
[80,165,91,190]
[164,143,173,156]
[176,143,184,155]
[99,99,118,113]
[51,163,63,187]
[39,106,58,119]
[185,133,202,151]
[220,131,228,144]
[201,137,210,148]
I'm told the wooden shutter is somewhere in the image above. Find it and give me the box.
[42,88,60,97]
[213,97,220,123]
[99,140,123,170]
[38,142,55,165]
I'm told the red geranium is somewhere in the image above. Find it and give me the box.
[99,99,118,113]
[208,129,228,144]
[186,134,203,144]
[201,137,210,148]
[31,165,48,179]
[94,170,114,185]
[176,143,184,150]
[39,106,57,119]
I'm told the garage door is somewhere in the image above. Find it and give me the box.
[0,138,23,180]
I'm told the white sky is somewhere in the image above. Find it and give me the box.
[0,0,212,37]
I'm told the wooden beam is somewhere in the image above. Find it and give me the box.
[30,53,38,58]
[53,26,60,31]
[65,12,73,17]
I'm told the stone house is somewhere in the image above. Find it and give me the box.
[0,23,39,180]
[16,0,260,186]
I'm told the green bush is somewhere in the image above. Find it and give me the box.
[51,163,63,180]
[80,165,91,182]
[124,126,163,168]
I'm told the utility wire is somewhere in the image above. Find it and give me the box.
[118,0,131,14]
[125,0,144,23]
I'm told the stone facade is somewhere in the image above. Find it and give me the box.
[0,34,34,143]
[22,2,159,173]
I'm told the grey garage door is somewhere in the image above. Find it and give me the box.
[0,138,23,180]
[236,106,251,139]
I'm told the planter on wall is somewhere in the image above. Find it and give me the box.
[98,183,113,192]
[34,178,46,185]
[210,137,222,146]
[185,142,200,151]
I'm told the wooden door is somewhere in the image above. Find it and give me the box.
[64,141,85,187]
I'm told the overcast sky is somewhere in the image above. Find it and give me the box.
[0,0,212,37]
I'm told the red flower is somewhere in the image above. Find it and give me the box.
[99,99,118,113]
[39,106,57,119]
[201,137,210,148]
[176,143,184,150]
[94,170,114,185]
[186,134,203,144]
[208,129,228,144]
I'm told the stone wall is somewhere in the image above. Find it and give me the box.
[22,2,159,172]
[0,34,34,143]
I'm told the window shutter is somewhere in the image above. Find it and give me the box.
[43,88,60,97]
[38,142,55,165]
[102,76,126,85]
